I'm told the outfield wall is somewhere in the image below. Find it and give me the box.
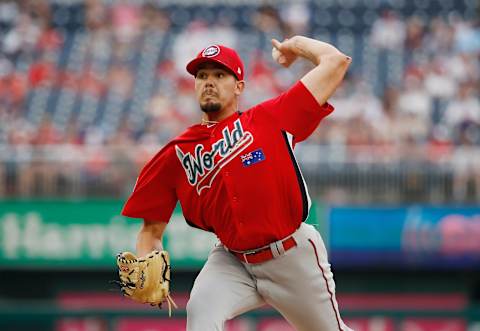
[1,200,479,270]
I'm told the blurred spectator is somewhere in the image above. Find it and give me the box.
[370,9,406,50]
[396,73,431,123]
[243,51,283,107]
[171,77,198,125]
[0,1,479,201]
[0,57,27,107]
[2,12,41,58]
[350,80,385,125]
[405,16,425,51]
[85,0,107,30]
[446,53,480,84]
[0,1,19,29]
[442,83,480,132]
[141,4,170,32]
[83,126,106,146]
[452,123,480,202]
[110,2,142,44]
[85,0,111,61]
[253,5,286,38]
[36,23,63,52]
[1,2,477,152]
[252,4,287,53]
[64,123,83,145]
[426,125,454,163]
[425,17,455,55]
[28,52,57,87]
[280,2,310,36]
[106,62,134,98]
[5,115,35,145]
[424,56,457,123]
[453,18,480,54]
[33,115,62,145]
[172,20,237,76]
[78,67,106,97]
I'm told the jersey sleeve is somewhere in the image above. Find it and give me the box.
[256,80,334,142]
[121,146,178,222]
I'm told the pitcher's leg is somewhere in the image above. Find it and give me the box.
[186,244,265,331]
[254,224,352,331]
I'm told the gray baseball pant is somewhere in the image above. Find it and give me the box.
[186,223,353,331]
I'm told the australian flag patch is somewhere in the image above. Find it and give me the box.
[240,148,265,167]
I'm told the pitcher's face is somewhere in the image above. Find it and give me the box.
[195,63,243,113]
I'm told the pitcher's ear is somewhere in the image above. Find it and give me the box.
[235,80,245,96]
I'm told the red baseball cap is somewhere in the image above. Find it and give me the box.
[186,44,244,81]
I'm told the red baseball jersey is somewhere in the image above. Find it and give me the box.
[122,81,334,251]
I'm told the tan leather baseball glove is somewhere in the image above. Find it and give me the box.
[116,250,177,316]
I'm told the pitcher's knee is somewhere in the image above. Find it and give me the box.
[186,294,226,331]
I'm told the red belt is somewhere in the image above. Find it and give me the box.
[229,237,297,264]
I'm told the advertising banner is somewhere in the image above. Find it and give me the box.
[329,206,480,268]
[0,200,215,269]
[0,200,320,269]
[2,200,479,269]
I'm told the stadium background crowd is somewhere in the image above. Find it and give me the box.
[0,0,479,202]
[1,2,480,331]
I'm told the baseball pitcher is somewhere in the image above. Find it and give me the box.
[117,35,352,330]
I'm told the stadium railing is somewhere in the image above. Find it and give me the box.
[0,144,478,203]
